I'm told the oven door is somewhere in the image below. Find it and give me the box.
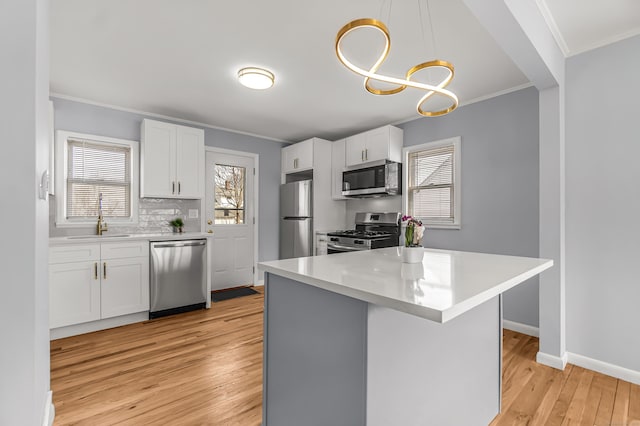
[327,242,368,254]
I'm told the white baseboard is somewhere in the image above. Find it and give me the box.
[50,311,148,340]
[567,352,640,385]
[536,351,568,370]
[42,391,54,426]
[256,279,264,287]
[503,320,539,337]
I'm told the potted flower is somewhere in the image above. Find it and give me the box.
[401,215,424,263]
[169,217,185,233]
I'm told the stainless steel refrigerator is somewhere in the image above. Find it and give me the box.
[279,180,313,259]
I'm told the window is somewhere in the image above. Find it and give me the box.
[56,131,139,226]
[214,164,245,224]
[403,137,461,229]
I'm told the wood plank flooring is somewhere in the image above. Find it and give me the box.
[492,331,640,426]
[51,290,640,425]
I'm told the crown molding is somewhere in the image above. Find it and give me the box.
[49,92,290,144]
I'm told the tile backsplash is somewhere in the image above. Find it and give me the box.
[49,196,201,237]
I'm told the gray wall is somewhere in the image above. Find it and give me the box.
[0,0,51,423]
[397,87,540,327]
[565,35,640,372]
[51,97,285,263]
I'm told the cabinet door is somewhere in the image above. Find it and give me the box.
[345,134,367,166]
[101,256,150,319]
[141,119,177,197]
[315,232,328,255]
[50,261,101,328]
[281,144,296,174]
[282,140,314,174]
[176,125,204,198]
[295,139,314,170]
[331,139,347,200]
[364,127,390,163]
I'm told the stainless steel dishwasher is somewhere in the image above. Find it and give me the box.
[149,239,207,319]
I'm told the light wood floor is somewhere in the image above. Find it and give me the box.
[51,289,640,425]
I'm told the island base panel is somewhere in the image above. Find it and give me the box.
[367,297,501,426]
[264,273,367,426]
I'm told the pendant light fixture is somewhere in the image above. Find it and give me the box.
[237,67,275,90]
[335,1,458,117]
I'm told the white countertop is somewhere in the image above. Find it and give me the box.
[259,247,553,323]
[49,232,214,245]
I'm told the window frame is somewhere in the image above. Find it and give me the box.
[213,163,247,225]
[55,130,139,228]
[402,136,461,229]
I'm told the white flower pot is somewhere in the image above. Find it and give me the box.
[402,246,424,264]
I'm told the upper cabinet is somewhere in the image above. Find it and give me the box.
[280,137,346,233]
[282,138,314,174]
[141,119,204,199]
[344,125,403,167]
[331,139,347,200]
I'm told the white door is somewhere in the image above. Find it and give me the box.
[141,119,176,198]
[100,256,150,319]
[205,150,255,290]
[49,261,101,328]
[176,125,204,198]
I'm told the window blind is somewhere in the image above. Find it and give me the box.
[66,139,131,218]
[407,145,454,221]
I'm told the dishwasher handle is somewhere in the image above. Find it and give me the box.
[151,240,206,248]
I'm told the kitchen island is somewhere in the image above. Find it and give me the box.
[259,247,552,426]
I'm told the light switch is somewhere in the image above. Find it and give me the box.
[188,209,199,219]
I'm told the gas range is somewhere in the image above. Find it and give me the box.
[327,212,401,254]
[327,230,393,240]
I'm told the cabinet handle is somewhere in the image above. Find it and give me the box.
[207,219,212,225]
[103,262,107,279]
[361,150,364,161]
[178,182,181,194]
[172,182,175,194]
[365,149,368,161]
[94,262,98,280]
[294,158,298,169]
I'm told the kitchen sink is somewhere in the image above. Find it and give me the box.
[66,234,131,239]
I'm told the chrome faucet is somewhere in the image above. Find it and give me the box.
[97,193,108,236]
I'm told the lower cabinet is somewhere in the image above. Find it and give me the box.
[315,232,328,256]
[49,242,149,329]
[49,261,101,328]
[101,256,149,319]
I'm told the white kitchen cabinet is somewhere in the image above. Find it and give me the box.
[344,125,403,167]
[280,138,346,243]
[282,138,314,174]
[100,241,149,319]
[49,241,149,329]
[100,256,149,319]
[49,260,101,329]
[315,232,328,255]
[141,119,204,199]
[331,139,347,200]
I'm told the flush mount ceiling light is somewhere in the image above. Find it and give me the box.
[237,67,275,90]
[335,3,458,117]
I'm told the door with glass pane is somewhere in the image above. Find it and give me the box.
[205,151,255,290]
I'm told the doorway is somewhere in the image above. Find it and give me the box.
[204,148,258,290]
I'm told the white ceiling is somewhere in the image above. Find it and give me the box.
[50,0,640,142]
[539,0,640,56]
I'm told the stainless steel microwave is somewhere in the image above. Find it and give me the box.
[342,161,402,197]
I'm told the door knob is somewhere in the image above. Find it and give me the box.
[207,219,212,225]
[207,230,213,234]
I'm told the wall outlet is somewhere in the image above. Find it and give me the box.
[188,209,199,219]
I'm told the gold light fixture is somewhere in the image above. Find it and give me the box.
[237,67,275,90]
[335,14,458,117]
